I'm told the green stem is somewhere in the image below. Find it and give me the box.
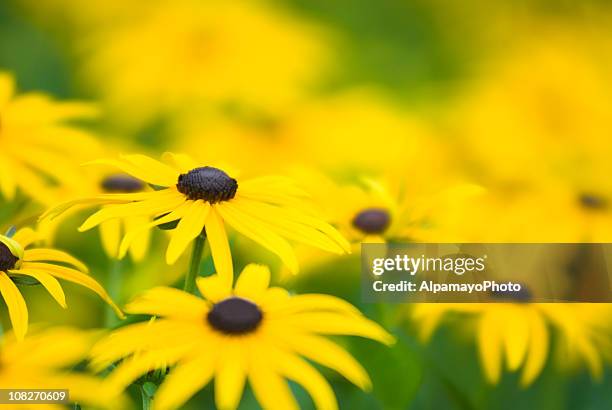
[183,231,206,293]
[140,385,153,410]
[105,258,122,327]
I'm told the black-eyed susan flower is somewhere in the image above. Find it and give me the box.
[0,71,100,206]
[412,302,611,386]
[0,326,126,410]
[90,264,395,410]
[42,153,350,285]
[0,227,123,339]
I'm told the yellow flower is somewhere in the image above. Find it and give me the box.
[412,302,611,386]
[0,326,125,410]
[29,0,329,128]
[0,227,123,340]
[91,264,395,410]
[0,72,100,206]
[42,153,350,280]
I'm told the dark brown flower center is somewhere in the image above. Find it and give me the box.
[177,167,238,203]
[0,242,18,272]
[207,297,262,334]
[352,208,391,234]
[578,193,607,210]
[101,174,145,193]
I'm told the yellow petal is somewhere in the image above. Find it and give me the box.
[215,344,247,410]
[161,152,199,173]
[119,154,179,186]
[266,294,361,317]
[99,218,122,258]
[107,349,185,393]
[124,216,150,261]
[249,348,299,410]
[234,264,270,301]
[154,355,215,410]
[87,157,175,187]
[0,155,17,200]
[271,347,338,410]
[22,262,124,319]
[23,248,89,273]
[125,287,208,320]
[501,307,529,371]
[520,309,549,386]
[118,200,192,259]
[205,207,233,287]
[9,269,66,308]
[166,201,210,264]
[196,275,232,303]
[281,312,395,345]
[278,333,371,391]
[477,312,503,384]
[0,272,28,340]
[0,71,15,109]
[217,202,299,273]
[79,191,185,232]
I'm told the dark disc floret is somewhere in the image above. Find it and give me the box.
[101,174,145,193]
[352,208,391,234]
[177,167,238,203]
[0,242,18,272]
[578,193,607,210]
[207,297,263,335]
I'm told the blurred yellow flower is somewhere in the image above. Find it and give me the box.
[413,302,611,386]
[91,264,394,410]
[33,0,330,128]
[42,153,350,279]
[0,72,100,206]
[0,326,125,410]
[0,227,123,340]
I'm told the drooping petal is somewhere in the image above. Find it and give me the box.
[23,248,89,273]
[501,306,530,371]
[124,216,150,261]
[79,190,185,232]
[118,200,191,259]
[99,218,122,258]
[154,354,216,410]
[22,262,124,319]
[271,347,338,410]
[0,272,28,340]
[520,309,549,386]
[275,332,371,391]
[9,269,66,308]
[477,311,503,384]
[166,201,210,264]
[205,207,233,286]
[249,346,299,410]
[217,202,298,273]
[124,287,208,320]
[215,343,247,410]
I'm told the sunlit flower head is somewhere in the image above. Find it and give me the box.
[0,72,100,206]
[0,227,123,340]
[0,326,125,410]
[42,153,350,281]
[91,264,395,410]
[412,302,611,386]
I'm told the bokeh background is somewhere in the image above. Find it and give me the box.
[0,0,611,409]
